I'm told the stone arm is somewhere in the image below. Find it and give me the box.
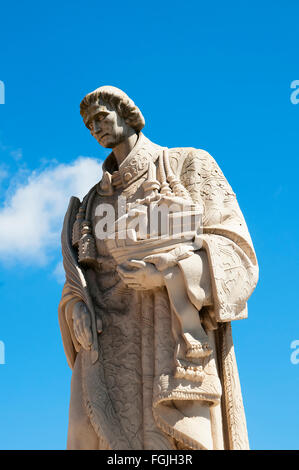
[58,282,82,369]
[58,196,100,369]
[169,148,259,323]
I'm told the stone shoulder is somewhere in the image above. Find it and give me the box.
[167,146,215,177]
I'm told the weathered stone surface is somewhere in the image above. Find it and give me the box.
[58,86,258,450]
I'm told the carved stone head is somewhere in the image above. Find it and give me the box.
[80,86,145,149]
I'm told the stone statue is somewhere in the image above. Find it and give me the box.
[58,86,258,450]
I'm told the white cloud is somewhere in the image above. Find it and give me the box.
[53,260,65,284]
[0,166,8,182]
[0,157,102,264]
[10,148,23,161]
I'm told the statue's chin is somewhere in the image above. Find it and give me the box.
[95,138,113,149]
[96,133,134,149]
[100,142,113,149]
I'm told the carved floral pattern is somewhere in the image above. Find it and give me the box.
[59,139,258,450]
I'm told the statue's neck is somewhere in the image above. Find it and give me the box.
[113,132,138,167]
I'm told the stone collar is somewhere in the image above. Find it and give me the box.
[98,133,162,195]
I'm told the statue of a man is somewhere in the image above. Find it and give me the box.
[58,86,258,450]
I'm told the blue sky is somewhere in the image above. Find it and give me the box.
[0,0,298,450]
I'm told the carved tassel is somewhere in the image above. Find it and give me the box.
[142,160,160,199]
[78,220,98,267]
[159,150,172,196]
[72,207,85,247]
[163,149,192,201]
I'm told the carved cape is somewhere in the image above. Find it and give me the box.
[58,133,258,450]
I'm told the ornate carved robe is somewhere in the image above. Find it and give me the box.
[58,133,258,450]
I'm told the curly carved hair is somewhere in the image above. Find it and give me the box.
[80,85,145,132]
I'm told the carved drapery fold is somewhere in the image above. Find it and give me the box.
[58,136,258,449]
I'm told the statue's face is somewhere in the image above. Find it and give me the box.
[85,100,134,148]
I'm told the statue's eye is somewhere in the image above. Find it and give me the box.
[97,112,109,121]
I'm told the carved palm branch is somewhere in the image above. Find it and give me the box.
[61,196,99,363]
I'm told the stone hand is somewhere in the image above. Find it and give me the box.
[117,259,164,290]
[72,301,100,350]
[143,252,177,271]
[143,246,194,271]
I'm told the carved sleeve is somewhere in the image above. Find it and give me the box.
[179,149,259,322]
[58,281,82,369]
